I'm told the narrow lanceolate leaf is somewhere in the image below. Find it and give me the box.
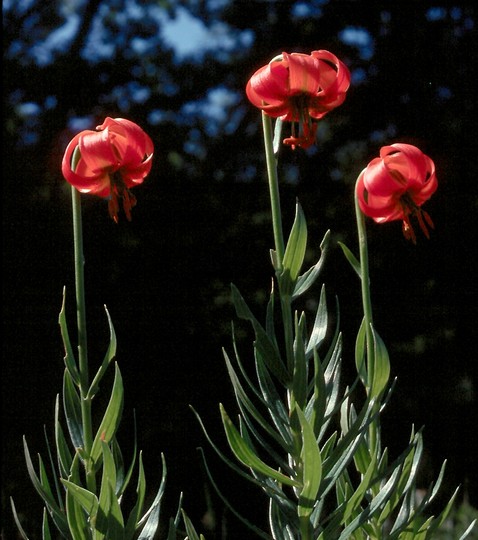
[293,229,331,300]
[87,306,117,399]
[231,284,289,385]
[292,313,308,410]
[220,404,300,488]
[343,450,378,522]
[355,318,367,386]
[136,453,168,537]
[42,508,52,540]
[61,480,98,517]
[337,241,361,278]
[295,406,322,519]
[305,285,328,359]
[370,325,390,398]
[281,201,307,296]
[273,118,284,156]
[63,368,84,450]
[125,452,146,538]
[10,498,30,540]
[22,437,68,533]
[181,510,202,540]
[58,287,80,385]
[96,440,125,539]
[55,395,72,479]
[64,483,92,540]
[91,363,124,469]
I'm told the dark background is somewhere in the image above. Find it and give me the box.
[2,0,477,538]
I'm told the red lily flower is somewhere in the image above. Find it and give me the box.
[246,50,351,149]
[356,143,438,243]
[62,117,154,222]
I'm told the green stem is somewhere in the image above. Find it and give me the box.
[354,182,375,394]
[262,112,285,266]
[71,186,95,490]
[354,182,379,456]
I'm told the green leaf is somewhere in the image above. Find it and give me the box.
[305,285,328,358]
[281,201,307,296]
[42,508,52,540]
[63,368,84,450]
[125,452,146,539]
[295,405,322,518]
[306,349,326,440]
[293,229,330,300]
[292,313,308,410]
[231,284,289,385]
[355,318,367,386]
[62,480,98,516]
[273,118,284,156]
[22,437,69,535]
[137,453,168,538]
[58,287,80,385]
[181,510,202,540]
[90,363,124,470]
[55,395,73,479]
[10,497,31,540]
[370,325,391,398]
[343,449,378,522]
[87,306,117,399]
[96,440,124,538]
[64,482,91,540]
[337,241,361,278]
[220,404,300,488]
[224,348,290,451]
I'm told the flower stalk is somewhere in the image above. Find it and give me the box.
[262,111,285,267]
[71,185,96,490]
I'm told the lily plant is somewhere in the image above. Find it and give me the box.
[11,49,476,540]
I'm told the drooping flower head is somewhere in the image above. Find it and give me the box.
[62,117,154,222]
[246,50,351,149]
[356,143,437,243]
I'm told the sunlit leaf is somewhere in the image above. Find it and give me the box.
[220,404,300,488]
[90,363,124,469]
[281,201,307,296]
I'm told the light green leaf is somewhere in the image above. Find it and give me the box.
[295,405,322,518]
[90,363,124,469]
[58,287,80,385]
[10,497,31,540]
[371,325,390,398]
[355,318,367,386]
[220,404,300,488]
[273,118,284,155]
[181,510,202,540]
[63,368,84,450]
[281,201,307,296]
[337,241,361,278]
[64,482,91,540]
[87,306,117,399]
[62,480,98,517]
[55,394,72,479]
[292,313,308,410]
[42,508,52,540]
[293,230,330,300]
[137,453,168,538]
[231,284,289,385]
[125,452,146,538]
[305,285,328,358]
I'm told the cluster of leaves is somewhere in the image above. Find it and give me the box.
[184,202,475,539]
[10,291,181,539]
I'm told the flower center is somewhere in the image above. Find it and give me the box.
[400,192,434,244]
[108,170,137,223]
